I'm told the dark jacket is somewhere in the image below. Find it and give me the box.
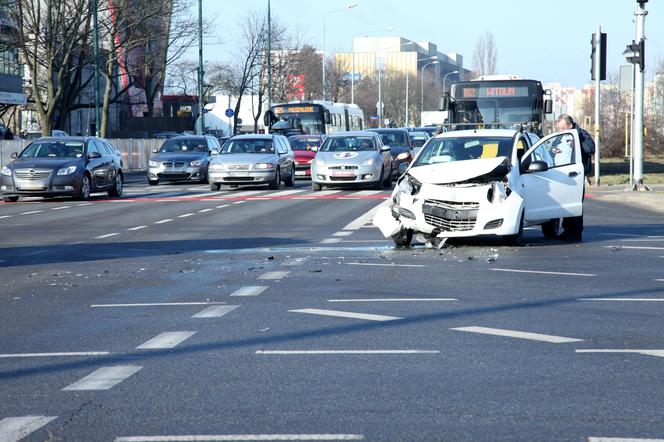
[576,126,595,175]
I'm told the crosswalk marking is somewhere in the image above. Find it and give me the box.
[192,305,240,318]
[289,308,401,322]
[257,271,289,280]
[270,190,306,197]
[91,302,226,308]
[350,190,383,196]
[115,434,365,441]
[576,349,664,358]
[257,350,438,355]
[452,326,584,343]
[229,286,268,297]
[63,365,142,391]
[136,331,196,350]
[0,352,109,358]
[0,416,57,442]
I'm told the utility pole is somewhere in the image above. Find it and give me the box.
[632,0,648,190]
[93,0,100,136]
[267,0,272,109]
[593,26,602,186]
[197,0,204,135]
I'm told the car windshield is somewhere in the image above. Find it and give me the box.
[159,138,209,153]
[221,139,275,154]
[320,136,375,152]
[288,138,321,151]
[413,136,513,166]
[20,141,84,158]
[409,134,428,148]
[375,132,408,148]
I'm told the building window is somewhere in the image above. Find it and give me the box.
[0,49,20,76]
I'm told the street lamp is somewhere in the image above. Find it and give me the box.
[351,26,393,104]
[377,41,414,127]
[442,70,459,95]
[197,0,204,135]
[420,60,439,125]
[323,2,357,101]
[92,0,100,136]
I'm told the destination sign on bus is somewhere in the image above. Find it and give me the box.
[460,86,530,99]
[274,106,316,114]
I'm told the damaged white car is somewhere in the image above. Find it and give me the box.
[374,129,585,246]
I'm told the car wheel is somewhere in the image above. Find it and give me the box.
[312,182,322,191]
[284,167,295,187]
[2,195,19,203]
[199,170,208,184]
[210,183,221,191]
[541,218,561,239]
[372,169,384,190]
[148,179,159,186]
[392,228,413,248]
[505,211,524,246]
[382,168,392,188]
[108,173,123,197]
[268,168,280,190]
[76,174,91,201]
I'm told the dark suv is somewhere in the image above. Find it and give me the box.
[367,128,414,179]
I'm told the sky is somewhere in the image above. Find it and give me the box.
[201,0,664,88]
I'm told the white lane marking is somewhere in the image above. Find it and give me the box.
[216,205,229,209]
[579,298,664,302]
[78,203,93,206]
[0,352,109,358]
[339,240,391,243]
[0,215,11,219]
[20,210,43,215]
[63,365,142,391]
[588,438,664,442]
[178,213,196,218]
[51,206,70,210]
[192,305,240,318]
[342,201,388,231]
[282,258,307,266]
[318,190,342,195]
[187,186,209,191]
[345,262,425,268]
[350,190,383,196]
[115,434,364,441]
[128,226,148,231]
[258,271,289,280]
[576,349,664,358]
[289,308,401,322]
[604,245,664,251]
[256,350,438,355]
[452,326,584,343]
[621,238,664,242]
[233,201,246,205]
[95,233,120,239]
[230,286,268,297]
[227,190,266,197]
[198,208,214,213]
[136,331,196,350]
[332,231,353,237]
[328,298,457,303]
[91,302,226,308]
[270,190,306,197]
[154,219,173,224]
[320,238,341,244]
[655,279,664,282]
[490,268,596,277]
[0,416,57,442]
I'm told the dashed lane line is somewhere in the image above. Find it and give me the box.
[51,206,71,210]
[198,208,214,213]
[0,416,58,442]
[91,302,226,308]
[289,308,402,322]
[136,331,197,350]
[604,245,664,251]
[191,305,240,318]
[178,213,196,218]
[328,298,457,303]
[115,434,365,441]
[62,365,143,391]
[154,219,173,224]
[576,349,664,358]
[588,438,664,442]
[20,210,43,215]
[0,215,11,219]
[579,298,664,302]
[451,326,584,343]
[229,286,269,297]
[128,226,149,231]
[257,271,289,280]
[0,352,109,358]
[95,233,120,239]
[490,268,596,277]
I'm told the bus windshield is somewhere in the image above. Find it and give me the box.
[454,98,540,127]
[275,113,324,135]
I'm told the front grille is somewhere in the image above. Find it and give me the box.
[223,177,254,182]
[424,199,480,211]
[423,199,479,232]
[162,161,186,168]
[424,214,476,232]
[226,164,250,171]
[328,165,358,171]
[15,169,52,179]
[329,176,357,182]
[157,172,189,179]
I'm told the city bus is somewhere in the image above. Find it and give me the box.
[441,75,552,136]
[263,101,364,136]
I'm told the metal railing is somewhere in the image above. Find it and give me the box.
[0,139,165,171]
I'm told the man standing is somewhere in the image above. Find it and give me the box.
[555,114,595,241]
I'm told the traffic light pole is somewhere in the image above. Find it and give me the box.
[632,2,648,190]
[594,26,601,186]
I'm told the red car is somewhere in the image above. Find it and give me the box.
[288,135,324,178]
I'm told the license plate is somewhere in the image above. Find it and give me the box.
[20,183,44,190]
[229,172,247,177]
[295,171,307,176]
[331,173,355,177]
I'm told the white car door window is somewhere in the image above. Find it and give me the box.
[519,130,584,222]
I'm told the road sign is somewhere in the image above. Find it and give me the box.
[225,108,234,118]
[236,118,243,125]
[343,73,361,82]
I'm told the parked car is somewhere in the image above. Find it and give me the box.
[374,129,585,246]
[1,136,124,202]
[147,135,220,185]
[311,131,392,191]
[367,128,414,179]
[208,134,295,190]
[287,134,325,179]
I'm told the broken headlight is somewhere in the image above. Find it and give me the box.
[487,181,508,203]
[401,173,422,196]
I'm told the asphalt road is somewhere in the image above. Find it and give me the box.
[1,176,663,442]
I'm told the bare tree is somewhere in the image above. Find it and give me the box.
[325,56,351,103]
[472,31,497,78]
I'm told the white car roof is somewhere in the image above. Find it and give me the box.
[432,129,519,139]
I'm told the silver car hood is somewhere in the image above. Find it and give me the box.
[408,157,510,185]
[316,151,377,165]
[214,153,277,164]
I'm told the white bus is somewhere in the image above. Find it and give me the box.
[264,100,364,136]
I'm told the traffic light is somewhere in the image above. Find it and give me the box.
[624,39,645,72]
[591,32,607,81]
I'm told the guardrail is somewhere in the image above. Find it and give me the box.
[0,139,164,171]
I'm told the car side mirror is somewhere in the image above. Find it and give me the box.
[88,151,102,159]
[210,148,219,155]
[381,145,391,152]
[527,160,548,173]
[152,147,159,154]
[10,152,18,159]
[398,162,409,174]
[544,99,553,114]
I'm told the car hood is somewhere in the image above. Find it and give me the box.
[316,151,377,165]
[152,153,208,162]
[390,146,409,156]
[294,151,316,161]
[9,157,81,170]
[214,153,278,164]
[408,157,511,185]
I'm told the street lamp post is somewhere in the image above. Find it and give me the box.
[377,41,414,127]
[322,3,357,101]
[267,0,272,109]
[92,0,100,136]
[420,60,439,125]
[197,0,204,135]
[442,70,459,96]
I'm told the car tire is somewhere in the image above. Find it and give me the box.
[541,218,561,239]
[148,179,159,186]
[268,168,280,190]
[392,228,413,248]
[199,170,208,184]
[2,196,19,203]
[210,183,221,191]
[108,173,123,198]
[505,211,524,246]
[312,182,322,191]
[284,167,295,187]
[372,169,384,190]
[382,168,392,188]
[77,174,91,201]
